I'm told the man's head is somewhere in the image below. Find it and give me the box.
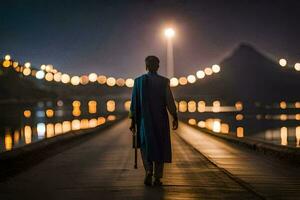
[145,56,160,72]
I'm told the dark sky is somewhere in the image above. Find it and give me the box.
[0,0,299,77]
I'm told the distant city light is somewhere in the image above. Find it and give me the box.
[88,73,98,82]
[24,62,31,68]
[187,75,196,83]
[116,78,125,86]
[212,64,221,73]
[40,65,46,70]
[23,110,31,118]
[4,54,11,61]
[164,28,175,38]
[61,74,70,84]
[45,73,54,81]
[125,78,134,87]
[196,70,205,79]
[204,67,213,75]
[36,70,45,79]
[2,60,11,68]
[170,77,179,87]
[178,77,188,85]
[12,62,18,68]
[279,58,287,67]
[294,63,300,71]
[23,68,31,76]
[80,75,89,85]
[53,72,62,82]
[107,77,116,87]
[71,76,80,85]
[97,75,107,84]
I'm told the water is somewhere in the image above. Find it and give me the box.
[1,98,300,152]
[181,100,300,148]
[0,98,130,152]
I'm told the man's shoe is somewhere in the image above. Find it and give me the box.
[144,172,152,186]
[153,178,162,186]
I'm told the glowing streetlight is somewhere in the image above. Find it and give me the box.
[164,28,175,38]
[279,58,287,67]
[164,27,175,78]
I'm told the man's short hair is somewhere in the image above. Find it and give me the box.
[145,56,160,72]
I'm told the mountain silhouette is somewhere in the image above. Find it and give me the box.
[173,43,300,103]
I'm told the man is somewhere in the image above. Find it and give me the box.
[129,55,178,186]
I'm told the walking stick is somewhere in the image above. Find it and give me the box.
[132,128,138,169]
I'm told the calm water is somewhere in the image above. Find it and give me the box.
[181,100,300,148]
[0,97,130,152]
[1,99,300,152]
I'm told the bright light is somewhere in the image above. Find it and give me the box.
[61,74,70,84]
[212,120,221,133]
[89,73,98,82]
[187,75,196,83]
[196,70,205,79]
[125,78,134,87]
[45,65,53,72]
[97,75,107,84]
[2,60,11,68]
[106,100,116,112]
[71,76,80,86]
[204,67,213,75]
[23,68,31,76]
[4,55,11,61]
[53,72,62,82]
[164,28,175,38]
[45,73,54,81]
[170,77,179,87]
[212,64,221,73]
[116,78,125,86]
[36,70,45,79]
[107,77,116,87]
[178,77,188,85]
[279,58,287,67]
[24,62,31,68]
[294,63,300,71]
[80,75,89,85]
[24,110,31,118]
[12,62,18,68]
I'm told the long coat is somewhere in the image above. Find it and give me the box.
[130,71,177,163]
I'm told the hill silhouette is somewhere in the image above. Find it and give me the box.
[173,43,300,103]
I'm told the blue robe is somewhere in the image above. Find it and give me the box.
[130,71,177,163]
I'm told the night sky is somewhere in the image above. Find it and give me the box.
[0,0,299,77]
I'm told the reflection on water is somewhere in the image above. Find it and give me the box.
[0,98,129,152]
[0,115,117,151]
[184,100,300,148]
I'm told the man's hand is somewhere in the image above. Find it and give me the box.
[172,118,178,130]
[129,119,136,133]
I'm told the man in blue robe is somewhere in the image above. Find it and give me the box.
[129,55,178,186]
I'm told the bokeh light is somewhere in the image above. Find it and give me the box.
[125,78,134,87]
[61,74,70,84]
[89,73,98,82]
[170,77,179,87]
[212,64,220,73]
[36,71,45,79]
[279,58,287,67]
[204,67,213,75]
[196,70,205,79]
[71,76,80,86]
[187,75,196,83]
[107,77,116,87]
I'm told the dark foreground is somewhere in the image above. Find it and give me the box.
[0,120,299,200]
